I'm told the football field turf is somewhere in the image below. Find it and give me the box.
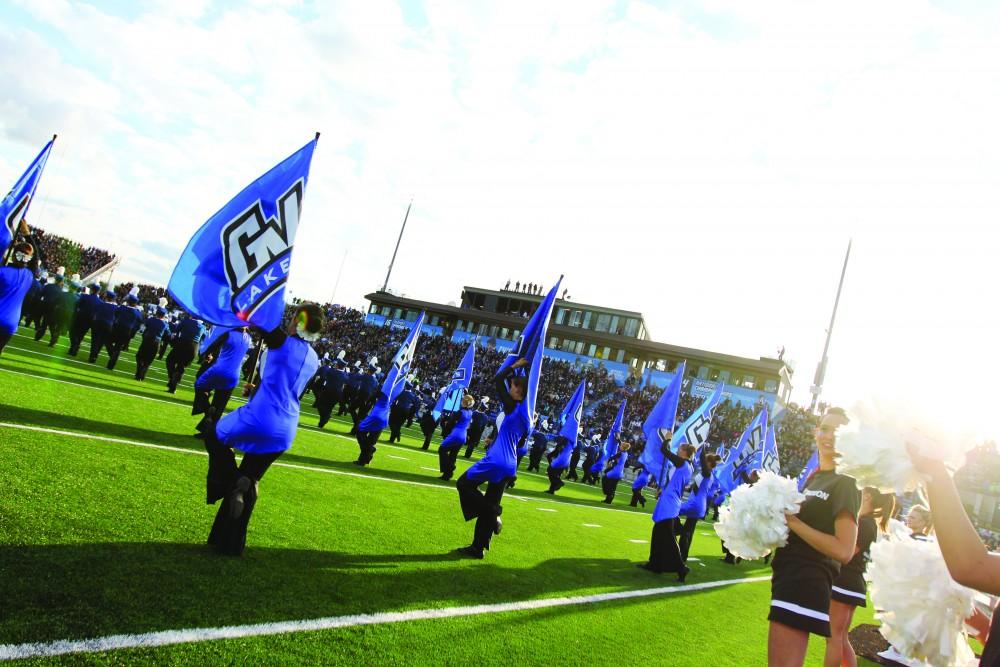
[0,328,877,665]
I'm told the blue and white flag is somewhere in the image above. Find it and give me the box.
[558,379,586,443]
[432,340,475,420]
[168,137,318,330]
[600,399,627,464]
[498,277,562,422]
[1,136,56,255]
[639,361,686,485]
[199,324,234,356]
[796,450,819,491]
[759,424,780,474]
[381,312,425,404]
[672,382,723,452]
[717,407,768,494]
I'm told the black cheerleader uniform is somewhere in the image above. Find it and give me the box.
[768,470,860,637]
[831,515,877,607]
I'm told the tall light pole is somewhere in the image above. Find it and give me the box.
[381,200,412,293]
[809,240,852,413]
[330,249,348,304]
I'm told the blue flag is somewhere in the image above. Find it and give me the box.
[558,379,586,443]
[381,312,425,404]
[199,324,235,356]
[759,424,780,474]
[797,450,819,491]
[1,136,56,255]
[599,399,627,465]
[717,407,768,494]
[639,361,686,485]
[432,340,475,420]
[168,137,318,330]
[672,382,723,452]
[499,277,562,422]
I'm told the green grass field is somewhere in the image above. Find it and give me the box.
[0,328,879,665]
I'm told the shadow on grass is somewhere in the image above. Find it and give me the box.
[1,405,645,515]
[0,541,729,645]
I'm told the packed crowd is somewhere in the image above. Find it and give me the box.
[27,226,115,278]
[115,282,177,310]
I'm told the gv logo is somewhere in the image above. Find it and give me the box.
[222,180,303,292]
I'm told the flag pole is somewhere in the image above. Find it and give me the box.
[381,199,412,293]
[809,240,852,413]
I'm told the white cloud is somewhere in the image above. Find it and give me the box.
[3,0,999,436]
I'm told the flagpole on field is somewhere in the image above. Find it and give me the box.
[381,199,412,293]
[809,239,852,413]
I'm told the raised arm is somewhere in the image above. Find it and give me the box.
[912,452,1000,594]
[786,512,858,564]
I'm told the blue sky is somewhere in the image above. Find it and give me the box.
[3,0,1000,438]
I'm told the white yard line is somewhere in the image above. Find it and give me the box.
[0,576,770,660]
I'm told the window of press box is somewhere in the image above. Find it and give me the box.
[765,379,778,393]
[569,310,582,327]
[697,366,709,379]
[624,318,639,337]
[369,303,378,314]
[718,370,731,384]
[405,311,417,322]
[549,336,560,348]
[381,306,391,317]
[741,375,756,389]
[554,308,567,325]
[614,349,624,363]
[582,311,593,329]
[595,313,611,332]
[610,315,620,334]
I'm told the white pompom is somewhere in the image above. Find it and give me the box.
[836,398,976,494]
[713,471,805,559]
[868,531,976,666]
[158,297,168,308]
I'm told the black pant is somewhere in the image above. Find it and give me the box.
[456,472,506,551]
[648,518,684,573]
[193,387,235,433]
[630,488,646,507]
[165,340,196,391]
[88,323,112,362]
[134,338,159,380]
[68,318,90,355]
[388,415,404,443]
[602,475,620,503]
[204,429,281,556]
[34,310,63,346]
[678,516,699,562]
[546,466,565,493]
[566,452,581,480]
[420,418,437,450]
[527,449,544,472]
[439,445,460,479]
[356,430,381,464]
[106,326,133,370]
[463,436,480,459]
[157,337,169,359]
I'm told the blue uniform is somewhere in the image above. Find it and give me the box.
[550,436,574,470]
[632,468,651,491]
[466,400,530,484]
[176,318,206,343]
[357,393,390,432]
[196,330,251,392]
[440,408,472,449]
[606,451,628,480]
[0,267,34,335]
[653,460,694,522]
[91,300,117,329]
[216,335,318,455]
[680,470,720,519]
[141,317,168,342]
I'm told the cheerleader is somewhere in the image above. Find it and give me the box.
[601,442,631,504]
[826,487,894,667]
[438,394,474,481]
[629,466,650,507]
[454,358,531,559]
[767,407,860,667]
[201,303,322,556]
[640,441,697,581]
[677,449,722,561]
[904,504,933,539]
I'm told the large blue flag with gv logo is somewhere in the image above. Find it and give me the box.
[381,312,425,405]
[433,340,475,420]
[1,136,56,255]
[797,450,819,491]
[758,424,780,474]
[717,407,768,494]
[639,361,686,485]
[558,379,586,442]
[671,381,723,452]
[168,137,318,330]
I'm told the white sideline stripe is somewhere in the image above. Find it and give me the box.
[629,539,648,544]
[583,524,602,528]
[831,585,866,601]
[770,600,830,622]
[420,467,438,472]
[0,367,652,519]
[387,455,409,461]
[0,423,642,518]
[0,576,770,660]
[537,508,557,512]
